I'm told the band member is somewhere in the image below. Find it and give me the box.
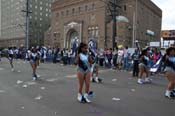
[8,47,14,71]
[75,42,94,103]
[132,49,140,77]
[29,47,39,81]
[138,49,152,84]
[91,59,102,83]
[163,47,175,98]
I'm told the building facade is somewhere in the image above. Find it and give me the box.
[45,0,162,49]
[0,0,55,47]
[118,0,162,47]
[28,0,56,46]
[0,0,26,47]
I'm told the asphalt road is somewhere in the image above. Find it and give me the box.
[0,58,175,116]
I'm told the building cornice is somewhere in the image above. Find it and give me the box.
[52,0,97,11]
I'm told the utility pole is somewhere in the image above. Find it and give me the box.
[100,0,120,50]
[112,0,117,50]
[22,0,32,49]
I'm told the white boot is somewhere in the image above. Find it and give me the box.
[77,93,83,102]
[11,68,15,72]
[95,77,99,83]
[84,93,91,103]
[137,79,145,84]
[145,77,152,83]
[165,90,175,98]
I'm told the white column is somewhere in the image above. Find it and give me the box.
[79,23,82,42]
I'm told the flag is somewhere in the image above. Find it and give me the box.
[150,57,162,73]
[88,38,98,73]
[72,37,79,54]
[88,38,97,57]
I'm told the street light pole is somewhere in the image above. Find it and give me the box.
[129,0,137,48]
[132,11,136,48]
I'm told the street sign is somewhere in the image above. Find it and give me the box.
[150,42,160,47]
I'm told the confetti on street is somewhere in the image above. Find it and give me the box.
[112,97,121,101]
[112,79,117,82]
[40,87,46,90]
[35,95,43,100]
[17,80,23,84]
[22,85,28,88]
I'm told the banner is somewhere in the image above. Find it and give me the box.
[72,37,79,54]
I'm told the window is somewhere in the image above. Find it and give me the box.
[72,8,75,14]
[40,7,43,10]
[56,12,59,17]
[88,26,99,37]
[85,5,88,11]
[66,10,69,15]
[79,7,81,12]
[124,5,126,11]
[61,11,64,16]
[92,3,95,10]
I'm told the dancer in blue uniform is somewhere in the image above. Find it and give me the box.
[8,47,15,71]
[138,49,152,84]
[29,47,39,80]
[75,42,94,103]
[163,47,175,98]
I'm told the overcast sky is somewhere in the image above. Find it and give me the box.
[151,0,175,30]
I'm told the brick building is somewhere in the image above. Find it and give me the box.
[45,0,162,49]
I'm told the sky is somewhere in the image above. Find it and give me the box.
[151,0,175,30]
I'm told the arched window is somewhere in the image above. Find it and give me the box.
[85,5,88,11]
[78,7,81,12]
[61,11,64,16]
[92,3,95,10]
[66,10,69,15]
[72,8,75,14]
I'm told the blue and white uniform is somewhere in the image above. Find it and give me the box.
[30,53,38,64]
[164,56,175,75]
[139,55,149,68]
[8,49,14,61]
[77,53,91,75]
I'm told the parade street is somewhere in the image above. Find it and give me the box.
[0,58,174,116]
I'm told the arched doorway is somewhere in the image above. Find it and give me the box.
[66,29,78,49]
